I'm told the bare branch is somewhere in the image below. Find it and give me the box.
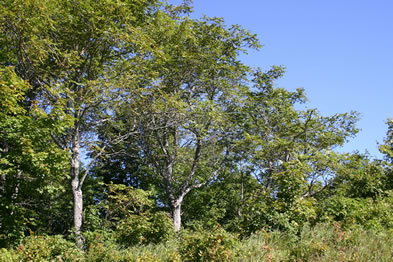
[180,165,223,199]
[78,144,106,190]
[180,137,202,192]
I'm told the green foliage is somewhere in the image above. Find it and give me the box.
[83,239,181,262]
[1,0,166,247]
[235,189,317,237]
[181,170,260,231]
[180,226,239,262]
[333,153,385,198]
[235,223,393,262]
[0,248,18,262]
[95,9,262,233]
[379,118,393,190]
[0,66,71,247]
[114,212,175,247]
[1,224,392,261]
[3,235,83,262]
[103,184,174,247]
[380,118,393,163]
[1,0,393,259]
[314,152,393,231]
[317,193,393,231]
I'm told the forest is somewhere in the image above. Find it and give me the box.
[1,0,393,261]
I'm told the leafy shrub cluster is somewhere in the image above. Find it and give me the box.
[317,192,393,231]
[180,226,239,262]
[0,235,82,262]
[102,184,175,247]
[2,223,393,261]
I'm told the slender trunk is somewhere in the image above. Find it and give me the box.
[0,142,7,194]
[10,168,21,216]
[72,183,83,248]
[238,171,244,218]
[71,125,84,249]
[0,174,5,194]
[12,169,21,200]
[171,199,182,232]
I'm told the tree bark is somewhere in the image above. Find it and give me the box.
[0,174,5,194]
[0,141,8,194]
[71,124,84,249]
[238,171,244,218]
[10,168,21,216]
[72,184,83,249]
[171,198,183,232]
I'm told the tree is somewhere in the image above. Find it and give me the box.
[96,15,260,232]
[241,68,358,197]
[0,66,70,247]
[1,0,163,247]
[229,68,360,232]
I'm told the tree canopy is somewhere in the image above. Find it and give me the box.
[1,1,392,260]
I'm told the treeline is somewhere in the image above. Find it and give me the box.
[1,0,393,260]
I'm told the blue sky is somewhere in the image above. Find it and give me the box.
[187,0,393,158]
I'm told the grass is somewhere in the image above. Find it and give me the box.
[235,223,393,262]
[2,223,393,261]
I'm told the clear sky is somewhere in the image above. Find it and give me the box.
[187,0,393,158]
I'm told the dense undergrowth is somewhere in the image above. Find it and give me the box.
[1,223,392,262]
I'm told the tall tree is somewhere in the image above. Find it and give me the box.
[226,68,360,232]
[0,67,70,247]
[97,15,260,232]
[239,68,359,200]
[1,0,163,247]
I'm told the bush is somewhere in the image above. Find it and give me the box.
[235,223,393,261]
[83,239,180,262]
[0,248,18,262]
[103,184,175,247]
[7,235,82,261]
[84,229,118,254]
[235,191,317,237]
[180,226,239,262]
[112,211,174,247]
[317,193,393,231]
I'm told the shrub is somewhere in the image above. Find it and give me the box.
[0,248,18,262]
[317,193,393,231]
[113,211,174,247]
[180,226,239,262]
[9,235,82,261]
[103,184,175,247]
[84,240,181,262]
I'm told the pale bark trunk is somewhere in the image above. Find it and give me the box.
[172,201,182,232]
[10,168,21,216]
[72,184,83,249]
[71,125,84,249]
[238,171,244,218]
[170,196,183,232]
[0,174,5,194]
[0,142,7,194]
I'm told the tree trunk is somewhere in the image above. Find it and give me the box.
[171,199,182,232]
[238,171,244,218]
[72,183,83,249]
[0,174,5,194]
[0,142,7,194]
[10,168,21,216]
[71,125,84,249]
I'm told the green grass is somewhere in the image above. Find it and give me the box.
[1,223,393,261]
[235,223,393,262]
